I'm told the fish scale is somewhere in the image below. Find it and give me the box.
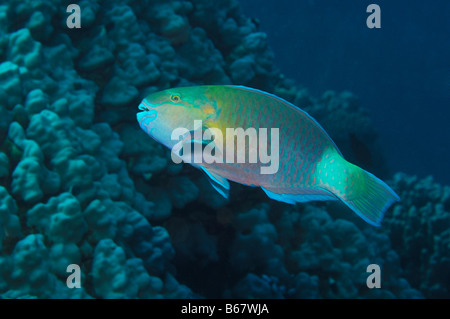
[137,85,400,226]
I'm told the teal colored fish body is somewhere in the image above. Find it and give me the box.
[137,85,400,226]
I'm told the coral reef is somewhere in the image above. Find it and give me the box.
[0,0,447,299]
[384,173,450,298]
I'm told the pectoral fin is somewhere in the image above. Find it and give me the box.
[173,128,209,161]
[174,127,224,164]
[201,167,230,199]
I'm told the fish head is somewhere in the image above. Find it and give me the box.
[137,87,215,149]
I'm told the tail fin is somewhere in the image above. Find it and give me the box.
[338,168,400,226]
[316,150,400,226]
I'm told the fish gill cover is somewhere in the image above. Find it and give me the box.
[0,0,447,299]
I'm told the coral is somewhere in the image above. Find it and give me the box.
[24,89,48,115]
[0,62,22,109]
[0,234,89,298]
[288,272,320,299]
[0,186,21,250]
[229,204,287,279]
[12,157,44,203]
[167,176,200,209]
[176,27,231,84]
[0,0,446,299]
[226,273,285,298]
[166,218,219,268]
[119,124,168,177]
[277,204,422,298]
[92,237,188,298]
[92,239,146,298]
[27,193,88,244]
[77,44,115,73]
[7,28,42,70]
[0,152,9,178]
[116,44,161,88]
[49,243,81,277]
[384,173,450,298]
[126,224,176,277]
[226,31,275,86]
[83,199,118,241]
[219,202,424,299]
[8,121,60,203]
[230,55,256,84]
[100,76,139,108]
[149,1,192,45]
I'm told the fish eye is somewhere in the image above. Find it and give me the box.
[171,94,181,102]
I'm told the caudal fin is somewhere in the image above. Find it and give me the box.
[339,169,400,226]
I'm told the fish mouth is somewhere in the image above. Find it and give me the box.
[139,99,152,111]
[137,109,157,134]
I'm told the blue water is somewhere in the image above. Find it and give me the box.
[239,0,450,184]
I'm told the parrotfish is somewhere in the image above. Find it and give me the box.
[137,85,399,226]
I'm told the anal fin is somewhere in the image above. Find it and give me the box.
[261,186,337,204]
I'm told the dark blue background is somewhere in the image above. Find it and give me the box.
[239,0,450,184]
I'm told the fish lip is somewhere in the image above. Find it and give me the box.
[139,99,152,111]
[138,112,157,124]
[137,110,157,134]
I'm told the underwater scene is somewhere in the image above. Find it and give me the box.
[0,0,448,300]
